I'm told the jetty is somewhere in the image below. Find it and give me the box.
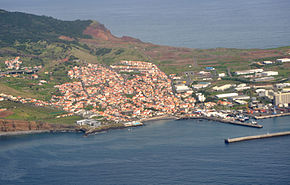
[225,131,290,143]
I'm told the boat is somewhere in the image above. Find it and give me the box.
[250,120,257,125]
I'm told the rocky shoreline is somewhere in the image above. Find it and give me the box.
[1,113,289,137]
[0,119,80,137]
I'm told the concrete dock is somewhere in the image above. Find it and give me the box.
[225,131,290,143]
[253,112,290,119]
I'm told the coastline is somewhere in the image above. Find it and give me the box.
[0,130,51,137]
[1,113,289,137]
[0,128,81,137]
[140,115,178,123]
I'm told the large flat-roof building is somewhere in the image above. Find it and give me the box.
[261,71,278,76]
[76,119,101,127]
[235,69,263,75]
[276,58,290,63]
[274,92,290,106]
[253,77,275,82]
[216,93,238,99]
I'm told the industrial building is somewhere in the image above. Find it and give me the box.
[235,69,263,75]
[276,58,290,63]
[76,119,101,127]
[263,61,273,65]
[261,71,278,76]
[274,92,290,106]
[216,93,239,99]
[212,84,235,91]
[253,77,275,82]
[175,84,191,93]
[229,95,250,101]
[192,82,211,89]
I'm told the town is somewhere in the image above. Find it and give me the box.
[1,57,290,130]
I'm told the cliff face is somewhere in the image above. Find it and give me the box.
[0,119,77,132]
[83,21,142,43]
[83,21,118,41]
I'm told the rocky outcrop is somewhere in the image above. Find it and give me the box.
[83,21,119,41]
[83,21,142,43]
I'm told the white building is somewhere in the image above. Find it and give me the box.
[253,77,275,82]
[235,86,251,91]
[216,93,238,99]
[196,93,206,102]
[175,84,191,93]
[235,69,263,75]
[282,88,290,93]
[261,71,278,76]
[76,119,101,127]
[275,83,290,89]
[218,73,226,77]
[230,95,250,101]
[192,82,211,89]
[263,61,273,65]
[276,58,290,63]
[212,84,235,91]
[274,92,290,106]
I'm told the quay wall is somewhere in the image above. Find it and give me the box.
[254,112,290,119]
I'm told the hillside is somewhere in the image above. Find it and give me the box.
[0,9,92,46]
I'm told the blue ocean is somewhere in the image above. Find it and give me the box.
[1,117,290,184]
[1,0,290,184]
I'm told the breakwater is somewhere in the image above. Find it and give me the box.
[225,131,290,143]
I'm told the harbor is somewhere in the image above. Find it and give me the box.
[177,114,263,128]
[225,131,290,143]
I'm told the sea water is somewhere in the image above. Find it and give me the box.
[0,117,290,184]
[1,0,290,49]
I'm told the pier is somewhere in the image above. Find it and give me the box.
[225,131,290,143]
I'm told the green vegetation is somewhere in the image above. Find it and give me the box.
[0,9,92,46]
[0,77,58,101]
[0,100,82,124]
